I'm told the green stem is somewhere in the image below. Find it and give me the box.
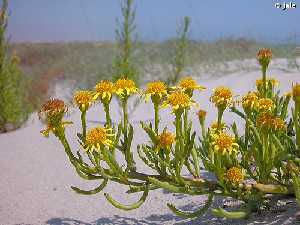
[148,177,206,195]
[81,110,87,141]
[175,112,182,139]
[104,102,112,127]
[154,102,159,135]
[191,148,200,178]
[104,185,149,211]
[56,130,102,180]
[262,131,268,181]
[122,98,128,136]
[253,183,293,194]
[200,122,206,139]
[212,207,249,219]
[167,194,213,218]
[217,107,224,131]
[57,131,77,165]
[71,178,108,195]
[295,104,300,151]
[183,109,188,136]
[122,97,132,171]
[175,112,185,184]
[262,65,267,97]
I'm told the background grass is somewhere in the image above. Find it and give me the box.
[9,38,299,110]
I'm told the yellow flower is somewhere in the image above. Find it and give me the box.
[256,98,274,112]
[114,78,138,98]
[292,83,300,103]
[39,99,66,117]
[157,131,175,152]
[94,80,115,101]
[225,167,244,184]
[256,113,286,131]
[144,81,167,102]
[178,77,206,92]
[38,99,67,125]
[197,110,207,120]
[242,92,259,110]
[257,48,272,67]
[210,121,227,132]
[272,117,286,131]
[256,78,279,88]
[162,91,194,112]
[210,86,233,108]
[256,113,274,130]
[85,127,114,152]
[38,99,72,136]
[74,91,94,111]
[211,132,238,155]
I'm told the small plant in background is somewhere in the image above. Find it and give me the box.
[112,0,141,117]
[40,48,300,220]
[0,0,29,132]
[113,0,139,85]
[167,16,191,86]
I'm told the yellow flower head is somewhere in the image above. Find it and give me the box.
[74,91,94,111]
[272,117,286,131]
[39,99,67,124]
[163,91,194,112]
[39,99,71,136]
[178,77,206,92]
[157,131,175,152]
[95,80,115,102]
[256,113,286,131]
[144,81,167,102]
[210,86,233,108]
[292,83,300,103]
[256,78,279,89]
[225,167,244,184]
[210,121,227,132]
[197,110,207,121]
[256,113,274,130]
[211,132,238,155]
[114,78,138,98]
[85,127,114,152]
[256,98,274,112]
[242,92,259,110]
[257,48,272,67]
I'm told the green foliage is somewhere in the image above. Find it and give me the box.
[167,16,191,85]
[9,40,299,108]
[0,0,29,132]
[113,0,139,85]
[40,49,300,220]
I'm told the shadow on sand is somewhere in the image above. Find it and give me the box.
[45,198,299,225]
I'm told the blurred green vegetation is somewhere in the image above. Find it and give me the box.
[8,38,299,112]
[113,0,139,85]
[0,0,30,132]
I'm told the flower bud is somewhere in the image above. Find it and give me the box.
[257,48,272,68]
[292,83,300,104]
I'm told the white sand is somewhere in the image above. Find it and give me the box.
[1,69,300,225]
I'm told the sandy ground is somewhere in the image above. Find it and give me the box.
[1,69,300,225]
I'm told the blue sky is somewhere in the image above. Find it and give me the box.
[6,0,300,43]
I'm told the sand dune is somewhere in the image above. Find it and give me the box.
[1,69,300,225]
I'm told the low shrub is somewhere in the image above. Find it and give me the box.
[39,49,300,220]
